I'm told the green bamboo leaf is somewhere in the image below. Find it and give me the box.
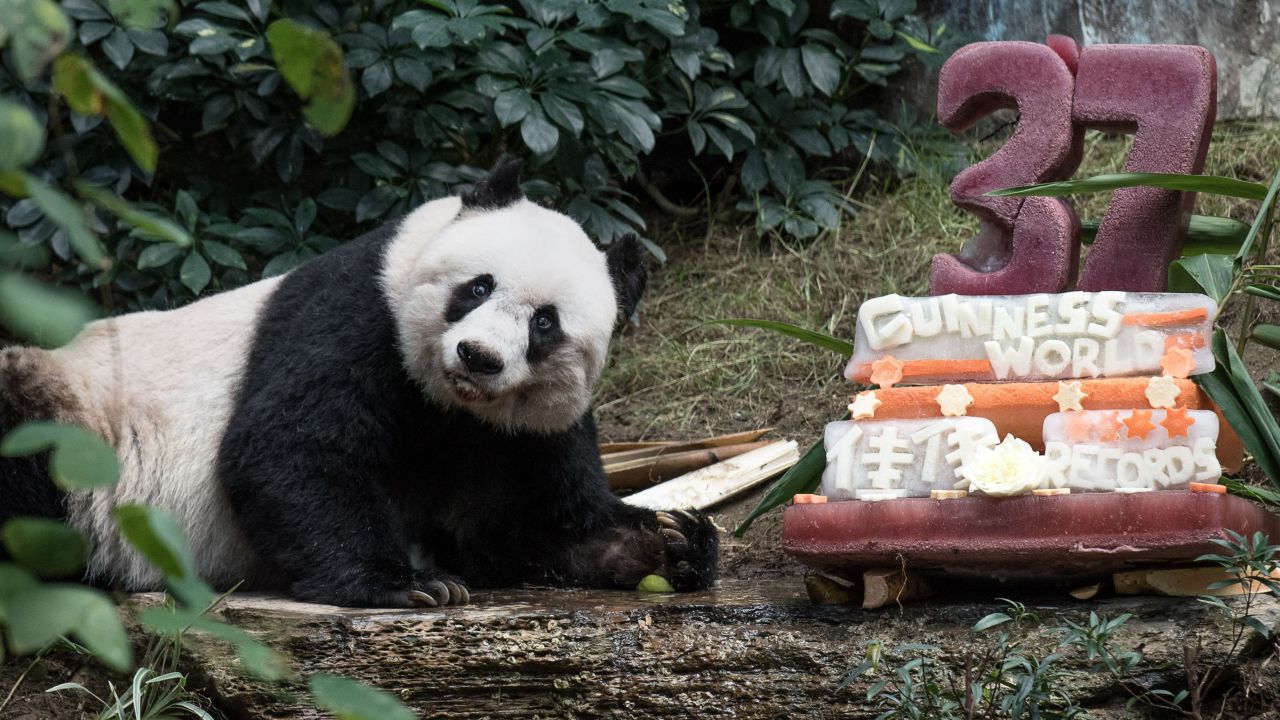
[1266,370,1280,399]
[1238,164,1280,266]
[113,504,195,580]
[1088,215,1254,255]
[1220,477,1280,507]
[989,173,1268,200]
[266,19,354,136]
[76,182,192,246]
[708,319,853,356]
[896,30,937,53]
[1244,284,1280,302]
[0,421,120,490]
[137,606,294,679]
[1,517,86,576]
[309,674,418,720]
[734,439,824,537]
[52,54,157,172]
[1195,330,1280,486]
[1252,324,1280,350]
[25,176,107,267]
[1168,253,1233,302]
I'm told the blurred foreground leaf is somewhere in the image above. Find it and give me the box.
[267,20,354,136]
[309,674,418,720]
[1,517,86,576]
[0,272,99,346]
[0,421,119,490]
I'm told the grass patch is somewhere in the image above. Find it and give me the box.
[596,122,1280,444]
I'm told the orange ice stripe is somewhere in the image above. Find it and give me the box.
[1122,308,1208,327]
[1189,482,1227,494]
[1164,332,1206,351]
[863,378,1242,472]
[852,359,994,383]
[792,494,828,504]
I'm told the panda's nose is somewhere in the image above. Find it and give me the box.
[457,341,504,375]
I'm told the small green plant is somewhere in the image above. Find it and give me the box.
[840,533,1278,719]
[839,599,1085,719]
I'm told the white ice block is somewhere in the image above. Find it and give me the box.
[1041,409,1221,491]
[820,417,999,500]
[845,292,1216,384]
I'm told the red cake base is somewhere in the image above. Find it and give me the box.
[783,493,1280,580]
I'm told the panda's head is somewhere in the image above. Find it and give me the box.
[386,160,646,434]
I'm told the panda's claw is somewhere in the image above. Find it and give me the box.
[659,527,688,551]
[656,512,681,530]
[443,580,470,606]
[674,508,698,522]
[407,590,439,608]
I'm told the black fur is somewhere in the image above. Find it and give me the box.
[215,223,716,607]
[460,157,523,210]
[607,234,647,323]
[445,274,493,323]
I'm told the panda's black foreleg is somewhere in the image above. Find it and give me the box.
[549,501,720,592]
[220,455,469,609]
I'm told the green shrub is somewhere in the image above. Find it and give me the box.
[1,0,942,312]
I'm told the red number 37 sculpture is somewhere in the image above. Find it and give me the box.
[930,37,1216,295]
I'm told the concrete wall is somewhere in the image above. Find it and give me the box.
[921,0,1280,118]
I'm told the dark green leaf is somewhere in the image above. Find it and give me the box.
[972,612,1012,632]
[1266,370,1280,399]
[355,186,400,223]
[137,242,183,269]
[800,44,841,96]
[1253,324,1280,350]
[309,674,418,720]
[520,112,559,155]
[0,421,119,490]
[493,88,533,127]
[0,99,45,171]
[1,518,85,576]
[734,439,824,537]
[362,61,392,96]
[180,251,212,294]
[101,27,134,70]
[1221,479,1280,507]
[989,173,1268,200]
[540,93,583,136]
[392,56,431,92]
[1168,254,1234,302]
[0,273,100,348]
[267,19,355,136]
[201,240,246,269]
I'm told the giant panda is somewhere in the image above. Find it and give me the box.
[0,160,718,607]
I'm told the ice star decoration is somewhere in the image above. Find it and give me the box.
[961,435,1044,497]
[849,391,881,420]
[1097,411,1124,443]
[869,354,905,388]
[935,384,974,417]
[1123,410,1157,440]
[1144,375,1181,409]
[1160,347,1197,378]
[1052,380,1088,412]
[1160,407,1196,438]
[1064,412,1094,443]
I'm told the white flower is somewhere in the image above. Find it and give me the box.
[961,435,1044,497]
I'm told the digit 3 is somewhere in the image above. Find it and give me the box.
[930,41,1084,296]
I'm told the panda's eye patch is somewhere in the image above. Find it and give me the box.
[526,306,564,364]
[445,274,495,323]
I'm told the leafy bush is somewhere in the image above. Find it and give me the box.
[1,0,941,312]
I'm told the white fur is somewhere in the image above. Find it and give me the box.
[51,277,281,589]
[383,199,618,433]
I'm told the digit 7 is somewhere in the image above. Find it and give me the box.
[930,41,1084,295]
[1072,45,1216,291]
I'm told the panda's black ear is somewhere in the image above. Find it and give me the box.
[606,234,647,325]
[461,157,524,210]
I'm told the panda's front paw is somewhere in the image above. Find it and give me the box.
[654,509,719,591]
[407,577,470,608]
